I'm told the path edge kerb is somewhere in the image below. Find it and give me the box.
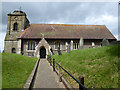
[24,59,40,88]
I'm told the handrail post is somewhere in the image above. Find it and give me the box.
[59,63,62,82]
[53,59,55,71]
[79,76,84,90]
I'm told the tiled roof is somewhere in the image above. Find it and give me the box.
[18,24,116,39]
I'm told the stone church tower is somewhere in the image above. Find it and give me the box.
[4,10,29,54]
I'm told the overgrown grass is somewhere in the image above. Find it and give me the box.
[2,53,37,88]
[52,45,119,88]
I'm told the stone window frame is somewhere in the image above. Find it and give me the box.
[54,40,62,50]
[27,41,36,51]
[13,22,18,31]
[28,52,34,56]
[73,41,79,50]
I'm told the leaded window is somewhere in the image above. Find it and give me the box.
[55,42,61,50]
[28,42,30,50]
[33,42,35,50]
[73,42,79,50]
[28,41,36,50]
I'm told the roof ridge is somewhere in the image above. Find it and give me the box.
[30,23,105,26]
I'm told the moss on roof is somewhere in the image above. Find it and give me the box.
[18,24,116,39]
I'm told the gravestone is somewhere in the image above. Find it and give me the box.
[102,38,109,46]
[79,37,84,49]
[70,40,73,51]
[57,47,62,55]
[67,44,71,54]
[92,42,95,48]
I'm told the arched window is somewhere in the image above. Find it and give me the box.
[13,23,18,31]
[33,42,35,50]
[28,41,36,50]
[73,41,79,50]
[28,42,30,50]
[55,41,61,50]
[31,41,32,50]
[12,48,16,53]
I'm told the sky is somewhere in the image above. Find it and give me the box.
[0,2,119,52]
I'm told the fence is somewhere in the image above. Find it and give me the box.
[47,55,88,90]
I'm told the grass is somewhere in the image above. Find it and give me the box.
[2,53,37,88]
[52,45,119,88]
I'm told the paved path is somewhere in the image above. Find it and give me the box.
[33,59,65,88]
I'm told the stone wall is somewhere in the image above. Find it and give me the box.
[7,14,29,34]
[47,39,68,54]
[34,38,50,58]
[4,40,18,53]
[22,39,69,56]
[84,39,102,48]
[4,11,30,53]
[21,39,115,57]
[22,39,40,56]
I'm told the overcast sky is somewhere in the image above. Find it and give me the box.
[0,2,119,52]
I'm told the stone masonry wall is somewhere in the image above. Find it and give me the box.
[4,41,18,53]
[22,39,113,56]
[22,39,40,56]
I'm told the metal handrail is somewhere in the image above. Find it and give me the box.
[52,58,88,90]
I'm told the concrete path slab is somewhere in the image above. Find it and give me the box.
[33,59,65,88]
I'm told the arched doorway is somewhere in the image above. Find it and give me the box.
[40,46,46,58]
[12,48,16,53]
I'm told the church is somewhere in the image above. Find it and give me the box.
[4,10,116,58]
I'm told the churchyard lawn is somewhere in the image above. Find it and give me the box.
[52,45,119,88]
[2,53,37,88]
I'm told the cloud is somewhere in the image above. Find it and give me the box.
[0,23,7,52]
[2,2,118,24]
[84,13,118,39]
[85,14,117,25]
[49,21,65,24]
[0,32,6,52]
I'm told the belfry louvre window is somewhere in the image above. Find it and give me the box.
[13,23,18,31]
[28,41,35,50]
[55,42,61,49]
